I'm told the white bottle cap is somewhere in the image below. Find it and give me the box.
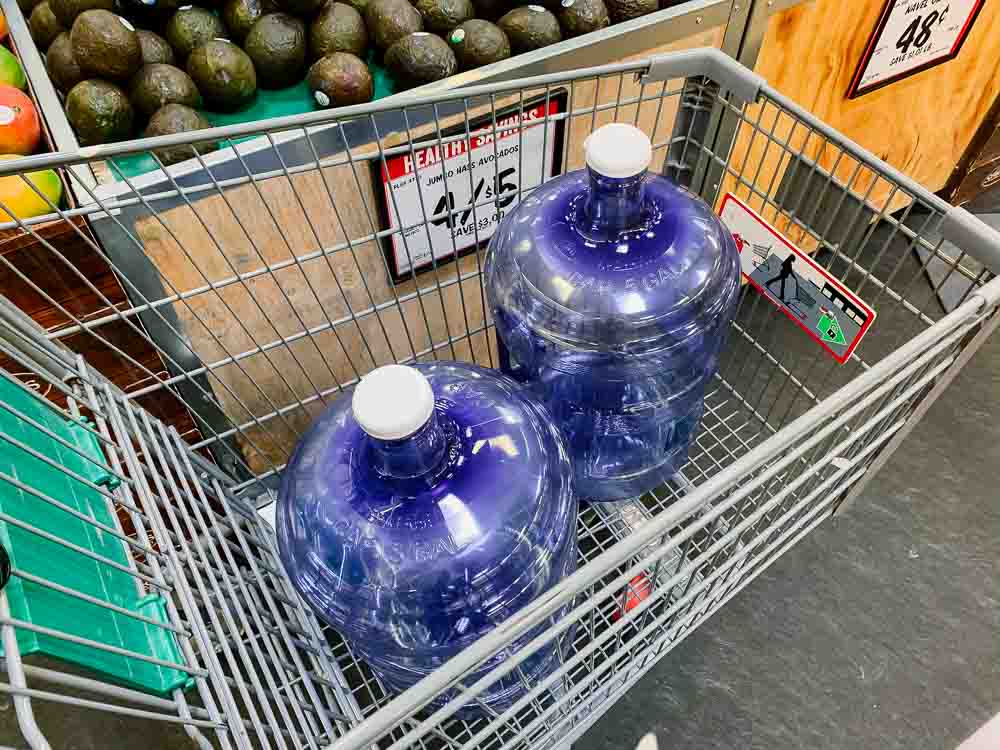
[352,365,435,441]
[584,123,652,179]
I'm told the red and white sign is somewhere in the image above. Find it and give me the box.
[848,0,984,98]
[719,194,877,364]
[380,98,562,280]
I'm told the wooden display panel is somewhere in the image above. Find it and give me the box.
[132,27,723,473]
[718,0,1000,244]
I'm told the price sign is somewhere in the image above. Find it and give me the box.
[379,93,566,282]
[848,0,984,98]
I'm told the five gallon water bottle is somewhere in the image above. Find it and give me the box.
[485,123,742,502]
[277,363,577,713]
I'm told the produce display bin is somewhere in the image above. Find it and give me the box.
[0,48,998,750]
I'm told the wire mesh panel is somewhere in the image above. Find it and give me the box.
[0,49,997,750]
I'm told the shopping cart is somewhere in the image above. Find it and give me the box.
[0,48,998,750]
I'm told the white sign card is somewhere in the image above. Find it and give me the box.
[379,94,565,282]
[848,0,984,97]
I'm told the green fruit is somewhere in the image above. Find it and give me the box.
[276,0,326,16]
[385,31,456,89]
[309,2,367,60]
[223,0,271,42]
[186,39,256,111]
[66,79,134,145]
[145,103,217,166]
[45,32,84,93]
[165,7,228,61]
[447,19,509,70]
[29,2,64,50]
[307,51,373,107]
[0,48,27,90]
[413,0,474,35]
[48,0,113,28]
[605,0,656,22]
[364,0,422,50]
[341,0,368,14]
[129,63,201,118]
[17,0,46,15]
[137,30,175,66]
[70,10,142,81]
[497,6,561,54]
[243,13,307,88]
[557,0,609,37]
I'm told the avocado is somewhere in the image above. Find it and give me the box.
[29,2,64,50]
[223,0,273,42]
[70,10,143,81]
[276,0,326,16]
[45,32,84,93]
[605,0,656,21]
[129,63,201,118]
[186,39,256,111]
[448,19,508,70]
[471,0,504,20]
[137,30,175,65]
[557,0,609,37]
[310,2,367,60]
[243,13,307,88]
[166,7,229,61]
[307,51,372,107]
[65,79,134,145]
[17,0,45,15]
[145,103,217,166]
[364,0,422,51]
[497,6,561,54]
[48,0,113,28]
[385,32,456,89]
[414,0,473,35]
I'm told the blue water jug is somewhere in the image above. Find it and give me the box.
[276,362,577,713]
[485,123,741,502]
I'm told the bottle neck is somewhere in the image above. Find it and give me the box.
[368,411,448,479]
[584,168,646,232]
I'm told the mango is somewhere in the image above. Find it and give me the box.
[0,47,26,90]
[0,154,62,223]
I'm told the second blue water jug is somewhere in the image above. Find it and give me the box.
[485,123,742,502]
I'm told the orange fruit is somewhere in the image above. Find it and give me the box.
[0,86,40,155]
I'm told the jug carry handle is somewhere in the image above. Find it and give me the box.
[639,48,765,106]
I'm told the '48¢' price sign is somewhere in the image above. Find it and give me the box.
[379,95,565,283]
[847,0,984,98]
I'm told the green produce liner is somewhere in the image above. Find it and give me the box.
[109,54,399,181]
[0,377,190,696]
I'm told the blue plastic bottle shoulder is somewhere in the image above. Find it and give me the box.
[276,363,578,714]
[485,123,742,502]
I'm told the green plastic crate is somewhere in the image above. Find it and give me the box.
[0,378,190,696]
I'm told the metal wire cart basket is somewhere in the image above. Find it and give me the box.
[0,48,998,750]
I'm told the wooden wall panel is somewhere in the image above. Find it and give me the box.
[720,0,1000,241]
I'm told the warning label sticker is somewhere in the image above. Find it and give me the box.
[719,194,877,364]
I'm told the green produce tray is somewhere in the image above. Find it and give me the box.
[0,378,190,696]
[109,52,399,181]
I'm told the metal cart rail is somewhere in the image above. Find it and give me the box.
[0,48,998,750]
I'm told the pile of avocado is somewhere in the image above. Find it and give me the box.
[21,0,661,159]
